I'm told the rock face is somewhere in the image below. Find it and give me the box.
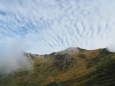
[49,52,57,57]
[53,54,76,70]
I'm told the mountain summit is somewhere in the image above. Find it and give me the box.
[0,48,115,86]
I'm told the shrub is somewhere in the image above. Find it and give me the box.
[79,54,86,59]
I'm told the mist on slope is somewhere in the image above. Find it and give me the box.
[0,41,33,75]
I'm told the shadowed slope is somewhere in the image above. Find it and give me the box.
[0,48,115,86]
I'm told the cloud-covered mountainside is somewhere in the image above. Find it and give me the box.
[0,0,115,54]
[0,48,115,86]
[0,41,33,75]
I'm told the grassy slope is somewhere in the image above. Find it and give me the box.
[0,48,115,86]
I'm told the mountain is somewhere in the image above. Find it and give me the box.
[57,47,80,54]
[0,48,115,86]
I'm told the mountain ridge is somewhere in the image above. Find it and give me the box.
[0,47,115,86]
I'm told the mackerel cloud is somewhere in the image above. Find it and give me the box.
[0,0,115,54]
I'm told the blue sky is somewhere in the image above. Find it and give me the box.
[0,0,115,54]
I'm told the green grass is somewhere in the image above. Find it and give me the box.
[0,48,115,86]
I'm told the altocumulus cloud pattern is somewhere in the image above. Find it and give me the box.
[0,0,115,54]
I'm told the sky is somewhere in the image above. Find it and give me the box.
[0,0,115,55]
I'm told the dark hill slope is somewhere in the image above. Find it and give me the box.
[0,48,115,86]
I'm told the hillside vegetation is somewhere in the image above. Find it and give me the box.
[0,48,115,86]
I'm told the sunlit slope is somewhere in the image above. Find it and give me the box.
[0,48,115,86]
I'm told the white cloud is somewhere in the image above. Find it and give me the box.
[0,40,33,74]
[0,0,115,54]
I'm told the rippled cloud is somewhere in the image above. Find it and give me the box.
[0,0,115,54]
